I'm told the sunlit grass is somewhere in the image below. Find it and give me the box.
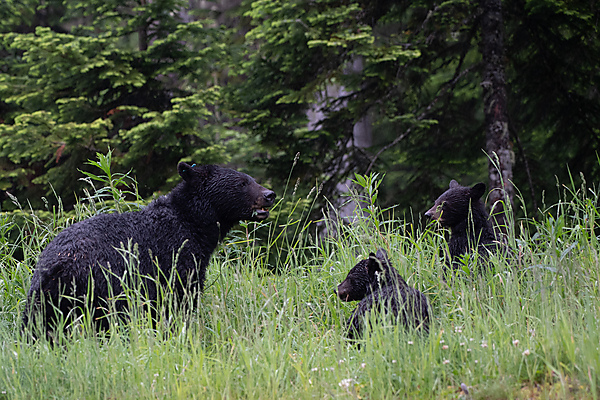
[0,156,599,399]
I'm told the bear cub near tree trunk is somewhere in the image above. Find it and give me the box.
[337,249,430,339]
[22,162,276,336]
[425,179,504,272]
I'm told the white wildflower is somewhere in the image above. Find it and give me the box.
[339,378,354,389]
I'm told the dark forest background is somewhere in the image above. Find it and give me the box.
[1,0,598,222]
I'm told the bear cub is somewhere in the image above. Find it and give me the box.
[425,179,502,272]
[337,249,430,339]
[23,162,276,335]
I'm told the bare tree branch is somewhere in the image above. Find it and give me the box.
[365,63,479,174]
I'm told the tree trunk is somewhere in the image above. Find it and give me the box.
[307,57,372,234]
[480,0,514,235]
[139,0,148,51]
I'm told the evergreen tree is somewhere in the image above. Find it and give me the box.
[231,0,599,217]
[1,0,598,220]
[230,0,487,213]
[0,0,237,209]
[505,0,600,210]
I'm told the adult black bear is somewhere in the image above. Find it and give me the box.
[337,249,430,339]
[425,179,501,272]
[23,163,276,335]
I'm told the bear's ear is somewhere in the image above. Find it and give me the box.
[366,253,378,271]
[449,179,460,189]
[177,162,199,181]
[374,248,390,265]
[470,182,486,199]
[367,255,383,273]
[367,257,385,282]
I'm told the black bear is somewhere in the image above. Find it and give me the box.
[337,249,430,339]
[425,179,501,272]
[23,162,276,335]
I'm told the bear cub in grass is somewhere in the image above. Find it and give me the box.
[23,163,276,335]
[425,179,502,272]
[337,249,430,339]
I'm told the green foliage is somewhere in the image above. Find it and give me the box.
[229,0,600,219]
[79,149,143,214]
[0,0,598,394]
[0,1,239,210]
[229,0,426,195]
[228,0,496,216]
[1,0,599,236]
[505,0,600,207]
[66,0,188,41]
[0,0,64,35]
[1,163,600,398]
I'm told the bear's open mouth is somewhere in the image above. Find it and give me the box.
[251,207,270,220]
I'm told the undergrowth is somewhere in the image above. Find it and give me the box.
[0,152,599,399]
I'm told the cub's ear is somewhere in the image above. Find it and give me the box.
[366,253,378,271]
[177,162,198,181]
[374,248,390,265]
[449,179,460,189]
[470,182,486,199]
[367,256,384,280]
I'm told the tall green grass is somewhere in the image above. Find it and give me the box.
[0,154,599,399]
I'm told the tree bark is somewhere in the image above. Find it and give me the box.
[139,0,148,51]
[307,57,372,234]
[480,0,514,235]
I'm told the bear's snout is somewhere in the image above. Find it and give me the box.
[263,190,276,204]
[250,188,276,221]
[337,281,352,302]
[425,204,441,220]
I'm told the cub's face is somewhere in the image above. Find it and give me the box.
[337,253,387,302]
[425,180,485,228]
[337,258,372,302]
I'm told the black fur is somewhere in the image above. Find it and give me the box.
[425,179,501,271]
[337,249,430,339]
[23,163,276,335]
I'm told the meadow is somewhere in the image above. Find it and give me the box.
[0,156,599,399]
